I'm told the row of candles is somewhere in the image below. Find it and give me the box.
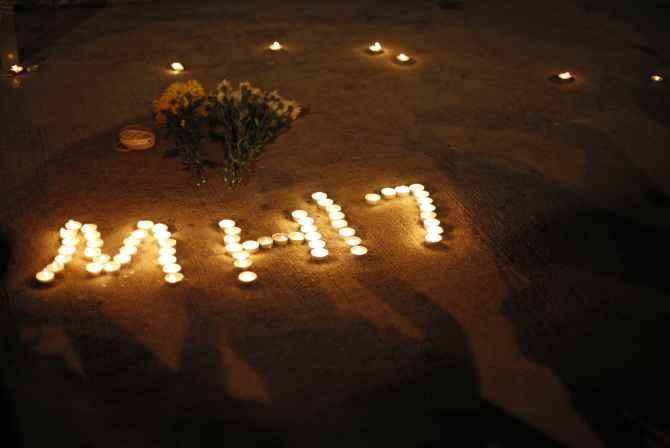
[35,220,183,284]
[365,183,444,244]
[218,192,369,284]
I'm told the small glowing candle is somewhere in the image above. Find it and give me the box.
[224,234,241,244]
[65,219,82,231]
[304,232,322,241]
[158,255,177,266]
[10,64,24,75]
[55,254,72,264]
[132,230,148,240]
[558,71,573,81]
[119,245,137,256]
[225,243,244,254]
[61,237,79,247]
[159,238,177,248]
[339,227,356,238]
[170,62,184,73]
[368,42,383,53]
[239,270,258,283]
[114,253,132,265]
[430,226,444,235]
[154,231,172,241]
[242,240,260,253]
[345,236,362,247]
[153,223,168,233]
[163,263,182,274]
[326,204,342,213]
[58,245,76,256]
[165,272,184,284]
[308,239,326,249]
[84,230,101,240]
[218,219,236,230]
[224,226,242,236]
[417,197,434,206]
[420,211,437,220]
[311,192,328,201]
[124,237,141,247]
[258,236,274,249]
[47,261,64,273]
[317,198,334,208]
[310,248,329,260]
[81,223,97,233]
[350,245,368,256]
[86,262,104,275]
[93,254,111,264]
[423,218,441,228]
[414,190,430,200]
[650,74,664,83]
[137,220,154,230]
[60,228,77,239]
[297,216,315,226]
[396,53,411,63]
[301,224,318,234]
[232,251,250,261]
[159,247,176,256]
[291,210,309,221]
[104,261,121,273]
[420,204,436,213]
[410,183,425,193]
[272,233,289,245]
[381,188,396,199]
[269,41,283,51]
[365,193,381,205]
[328,211,345,221]
[395,185,410,197]
[425,233,443,244]
[331,220,348,229]
[289,231,305,244]
[86,239,104,248]
[84,247,102,258]
[36,268,55,283]
[234,259,253,269]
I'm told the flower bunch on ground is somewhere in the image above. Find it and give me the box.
[209,80,301,186]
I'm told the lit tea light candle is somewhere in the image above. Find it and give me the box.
[350,245,368,256]
[86,262,104,275]
[36,268,55,283]
[232,251,250,261]
[409,183,425,193]
[55,254,72,264]
[60,228,77,239]
[368,41,383,54]
[331,220,348,229]
[238,270,258,283]
[310,248,329,260]
[291,210,309,221]
[124,237,141,247]
[417,197,434,205]
[93,254,111,264]
[58,246,76,256]
[153,223,168,233]
[158,255,177,266]
[65,220,82,231]
[163,263,182,274]
[10,64,24,75]
[131,230,148,240]
[339,227,356,238]
[311,192,328,201]
[395,185,410,197]
[300,224,318,234]
[84,247,102,258]
[365,193,381,205]
[61,237,79,247]
[554,71,575,83]
[81,224,97,233]
[218,219,236,230]
[165,272,184,284]
[86,239,104,248]
[224,226,242,236]
[159,247,176,256]
[414,190,430,200]
[430,226,444,235]
[104,261,121,273]
[224,234,241,244]
[308,239,326,249]
[317,198,334,208]
[395,53,412,64]
[425,233,443,244]
[420,204,436,213]
[650,74,664,83]
[47,261,64,274]
[225,243,244,254]
[326,204,342,214]
[159,238,177,248]
[242,240,260,253]
[114,253,132,265]
[423,218,441,228]
[272,233,289,245]
[304,232,322,242]
[137,220,154,230]
[170,62,184,73]
[345,236,362,246]
[289,232,306,244]
[328,211,345,221]
[258,236,273,249]
[119,245,137,256]
[269,41,283,51]
[420,211,437,220]
[381,187,396,199]
[234,259,253,269]
[297,217,315,226]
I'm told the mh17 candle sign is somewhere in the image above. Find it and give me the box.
[35,184,444,287]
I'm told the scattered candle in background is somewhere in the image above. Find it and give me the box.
[269,41,283,51]
[9,64,24,75]
[553,71,575,84]
[238,271,258,283]
[395,53,412,64]
[650,74,664,83]
[170,62,184,73]
[368,41,383,54]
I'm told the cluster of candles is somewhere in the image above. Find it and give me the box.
[219,219,260,284]
[290,202,329,260]
[34,219,183,284]
[365,183,443,245]
[309,192,368,256]
[366,41,412,64]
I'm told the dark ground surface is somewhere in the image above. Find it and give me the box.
[2,1,670,447]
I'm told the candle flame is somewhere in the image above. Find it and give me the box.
[558,71,573,80]
[269,41,282,51]
[170,62,184,72]
[10,64,24,75]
